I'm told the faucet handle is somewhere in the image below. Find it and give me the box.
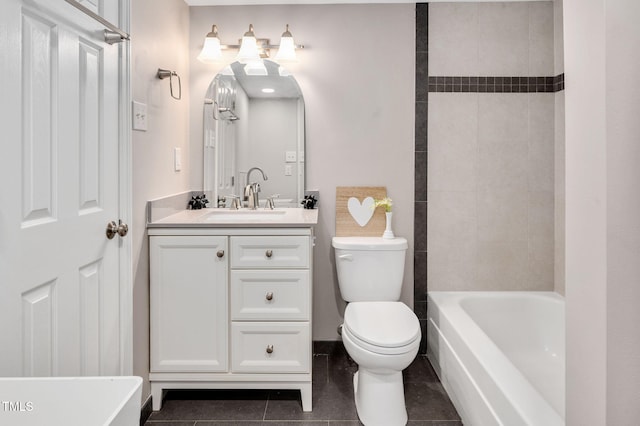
[265,194,280,210]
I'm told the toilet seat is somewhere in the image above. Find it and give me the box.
[343,302,421,356]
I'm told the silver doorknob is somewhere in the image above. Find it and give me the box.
[265,292,274,301]
[106,220,129,239]
[266,345,274,354]
[265,249,273,258]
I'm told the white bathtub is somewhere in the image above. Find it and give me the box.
[0,376,142,426]
[427,292,564,426]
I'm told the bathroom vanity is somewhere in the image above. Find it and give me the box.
[147,207,317,411]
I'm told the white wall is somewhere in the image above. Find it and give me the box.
[564,0,640,423]
[189,4,416,340]
[131,0,190,402]
[605,0,640,421]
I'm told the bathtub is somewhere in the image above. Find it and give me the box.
[427,292,564,426]
[0,376,142,425]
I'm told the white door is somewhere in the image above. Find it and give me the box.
[0,0,129,377]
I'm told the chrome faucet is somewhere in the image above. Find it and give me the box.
[243,167,268,210]
[246,167,268,187]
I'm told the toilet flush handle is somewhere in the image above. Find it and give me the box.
[338,254,353,261]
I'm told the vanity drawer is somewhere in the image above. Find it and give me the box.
[231,270,310,320]
[230,236,309,269]
[231,322,310,373]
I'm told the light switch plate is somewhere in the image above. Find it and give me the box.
[132,101,147,131]
[174,147,182,171]
[285,164,293,176]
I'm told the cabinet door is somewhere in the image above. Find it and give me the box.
[150,236,228,372]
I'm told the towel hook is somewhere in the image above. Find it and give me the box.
[157,69,181,100]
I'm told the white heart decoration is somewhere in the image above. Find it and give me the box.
[348,197,375,227]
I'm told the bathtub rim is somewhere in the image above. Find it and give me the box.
[427,291,565,426]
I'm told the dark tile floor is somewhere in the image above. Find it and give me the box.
[144,343,461,426]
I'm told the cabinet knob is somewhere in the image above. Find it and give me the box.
[265,249,273,258]
[265,292,274,301]
[266,345,274,354]
[216,250,225,258]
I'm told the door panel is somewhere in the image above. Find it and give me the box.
[0,0,124,377]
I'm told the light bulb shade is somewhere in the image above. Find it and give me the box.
[236,35,261,63]
[237,25,261,63]
[197,36,222,63]
[275,35,297,62]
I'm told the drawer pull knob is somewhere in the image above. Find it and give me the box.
[265,292,274,301]
[265,249,273,258]
[266,345,274,354]
[216,250,224,258]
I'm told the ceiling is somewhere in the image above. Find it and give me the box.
[185,0,542,5]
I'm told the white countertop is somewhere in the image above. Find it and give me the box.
[148,207,318,228]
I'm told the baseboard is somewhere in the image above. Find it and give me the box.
[139,394,152,426]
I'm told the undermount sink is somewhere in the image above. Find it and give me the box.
[201,209,287,221]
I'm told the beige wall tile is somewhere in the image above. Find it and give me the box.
[529,94,555,191]
[529,190,554,242]
[429,3,479,76]
[428,93,479,191]
[478,3,530,76]
[427,191,477,247]
[428,240,477,291]
[529,2,555,76]
[426,2,558,294]
[527,238,555,290]
[477,241,529,290]
[478,189,528,242]
[479,94,529,141]
[478,138,528,191]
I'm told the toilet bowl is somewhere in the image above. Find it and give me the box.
[332,236,420,426]
[341,301,421,426]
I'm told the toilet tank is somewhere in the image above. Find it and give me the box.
[332,237,408,302]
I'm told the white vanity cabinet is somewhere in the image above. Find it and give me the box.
[148,228,313,412]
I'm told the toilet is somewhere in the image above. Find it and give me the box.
[332,236,421,426]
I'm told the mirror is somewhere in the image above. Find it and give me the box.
[203,59,305,208]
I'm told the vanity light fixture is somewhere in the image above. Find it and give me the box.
[275,25,298,63]
[261,88,275,94]
[197,24,305,65]
[197,25,223,64]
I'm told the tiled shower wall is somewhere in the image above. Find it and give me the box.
[414,2,563,335]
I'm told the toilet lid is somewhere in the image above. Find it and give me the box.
[344,302,420,348]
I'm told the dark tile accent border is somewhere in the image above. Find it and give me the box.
[414,3,429,354]
[428,74,565,93]
[554,73,565,91]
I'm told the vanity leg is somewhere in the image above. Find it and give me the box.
[300,383,312,411]
[151,384,165,411]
